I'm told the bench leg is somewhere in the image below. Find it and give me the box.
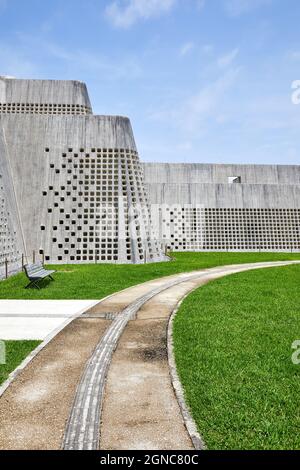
[25,280,40,289]
[49,275,55,281]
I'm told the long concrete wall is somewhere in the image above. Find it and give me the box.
[142,163,300,252]
[144,182,300,208]
[142,162,300,185]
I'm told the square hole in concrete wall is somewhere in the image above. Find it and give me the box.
[228,176,241,184]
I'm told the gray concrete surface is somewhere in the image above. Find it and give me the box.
[0,77,92,112]
[142,162,300,253]
[142,162,300,186]
[0,77,165,265]
[0,300,99,339]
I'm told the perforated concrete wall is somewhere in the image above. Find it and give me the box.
[0,103,92,115]
[0,177,19,264]
[156,206,300,252]
[0,125,23,270]
[143,163,300,253]
[0,78,166,264]
[0,77,92,113]
[40,146,163,263]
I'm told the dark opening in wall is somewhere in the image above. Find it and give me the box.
[228,176,242,184]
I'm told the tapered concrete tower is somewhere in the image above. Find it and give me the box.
[0,77,166,264]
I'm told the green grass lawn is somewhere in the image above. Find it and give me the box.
[0,340,41,385]
[173,264,300,450]
[0,252,300,299]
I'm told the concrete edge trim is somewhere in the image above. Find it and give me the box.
[167,296,206,451]
[0,299,100,398]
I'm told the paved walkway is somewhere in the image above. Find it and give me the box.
[100,278,204,450]
[0,261,298,450]
[0,300,99,340]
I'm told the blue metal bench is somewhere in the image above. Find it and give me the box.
[24,262,56,289]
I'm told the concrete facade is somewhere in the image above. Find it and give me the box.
[0,77,299,266]
[0,77,166,265]
[143,163,300,252]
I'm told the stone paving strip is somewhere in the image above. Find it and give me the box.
[0,300,99,340]
[0,261,298,450]
[64,261,299,450]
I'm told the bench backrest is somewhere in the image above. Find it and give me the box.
[24,262,44,278]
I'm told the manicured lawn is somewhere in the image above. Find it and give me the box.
[173,264,300,450]
[0,340,41,385]
[0,252,299,299]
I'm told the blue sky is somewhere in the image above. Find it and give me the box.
[1,0,300,165]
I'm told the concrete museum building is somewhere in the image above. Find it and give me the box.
[0,77,299,267]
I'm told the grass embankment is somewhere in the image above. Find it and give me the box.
[173,264,300,450]
[0,340,41,385]
[0,252,299,300]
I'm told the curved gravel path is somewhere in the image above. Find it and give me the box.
[0,261,298,450]
[63,261,300,450]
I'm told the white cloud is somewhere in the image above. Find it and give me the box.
[0,33,143,82]
[217,48,239,68]
[0,44,37,77]
[181,67,240,132]
[45,42,142,80]
[149,67,241,134]
[105,0,176,28]
[179,41,194,57]
[224,0,272,17]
